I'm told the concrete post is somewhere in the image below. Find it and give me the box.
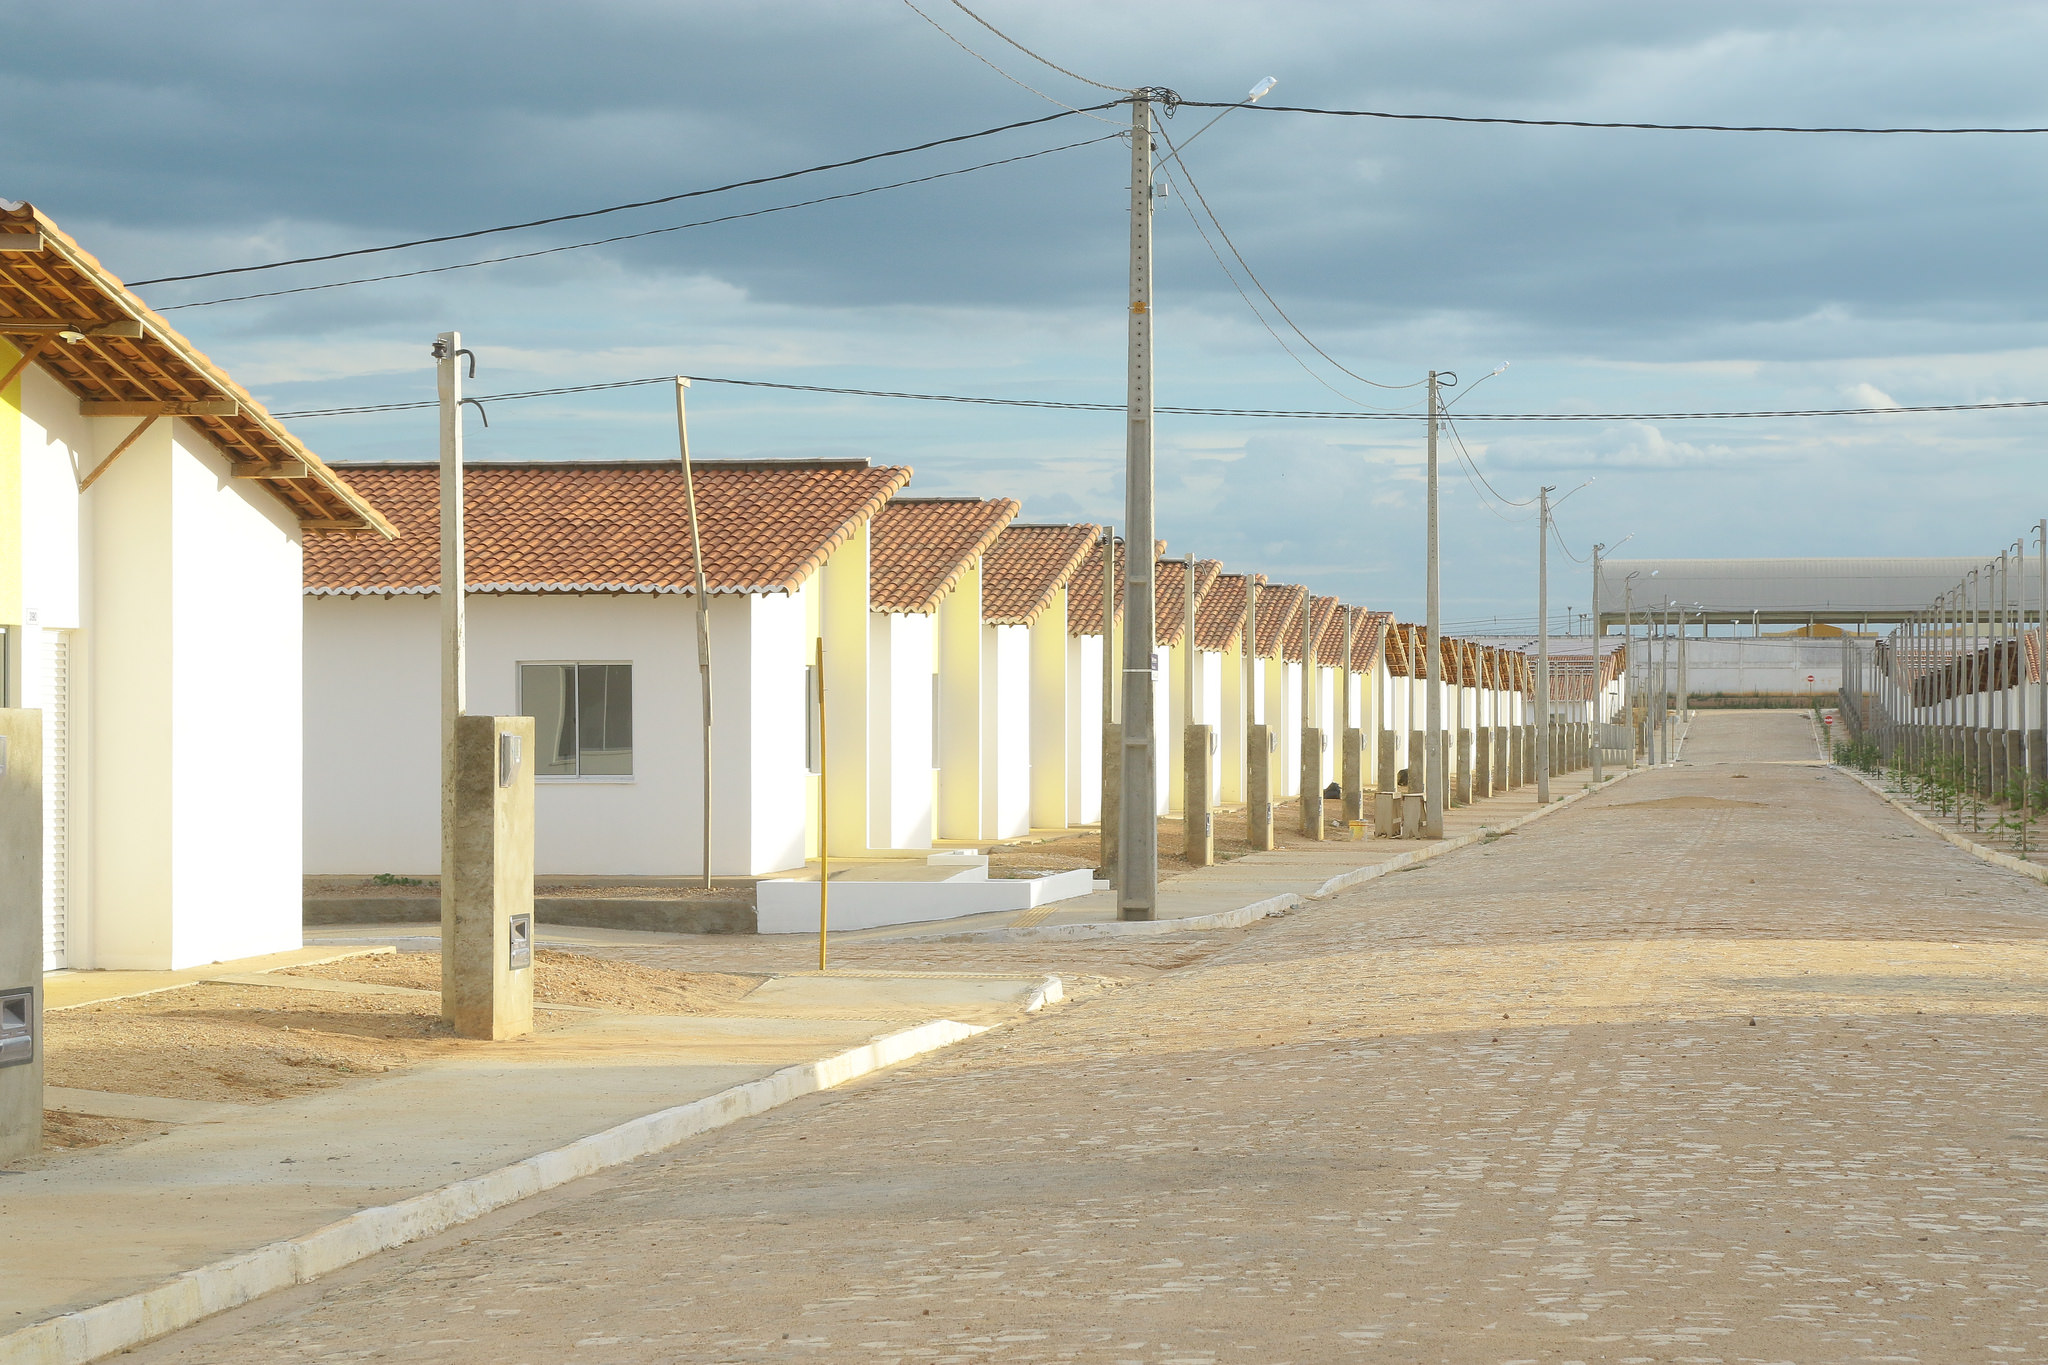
[0,711,42,1164]
[1495,725,1510,793]
[1451,730,1471,804]
[1522,725,1536,785]
[1374,789,1396,838]
[1408,728,1426,793]
[1100,723,1121,877]
[1184,724,1215,866]
[1301,727,1325,839]
[1247,723,1276,850]
[1472,724,1491,799]
[1376,730,1397,800]
[1342,727,1366,822]
[444,715,536,1041]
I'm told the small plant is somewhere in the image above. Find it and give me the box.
[372,872,425,887]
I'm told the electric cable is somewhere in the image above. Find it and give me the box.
[1153,119,1424,392]
[1174,100,2048,135]
[1158,166,1420,413]
[943,0,1132,93]
[1441,411,1538,521]
[1549,519,1592,565]
[156,135,1119,311]
[899,0,1126,125]
[267,374,2048,423]
[130,106,1111,287]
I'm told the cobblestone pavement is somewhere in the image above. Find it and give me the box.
[135,712,2048,1364]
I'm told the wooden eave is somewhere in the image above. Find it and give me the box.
[0,205,394,537]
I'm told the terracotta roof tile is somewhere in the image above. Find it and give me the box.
[302,459,910,595]
[1350,610,1392,672]
[1066,538,1168,637]
[1250,583,1306,659]
[981,523,1100,626]
[870,496,1019,615]
[1194,573,1264,653]
[1154,558,1221,647]
[1285,594,1340,663]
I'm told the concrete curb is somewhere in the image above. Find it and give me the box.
[1839,767,2048,887]
[3,1018,989,1365]
[920,769,1641,944]
[1020,975,1065,1012]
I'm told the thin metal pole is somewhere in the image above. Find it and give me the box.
[816,637,828,972]
[675,380,713,890]
[1119,93,1160,918]
[1536,485,1552,803]
[1590,543,1604,783]
[1424,372,1444,837]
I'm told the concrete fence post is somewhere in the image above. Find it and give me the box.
[1301,727,1326,839]
[445,714,536,1042]
[0,710,42,1164]
[1342,726,1366,823]
[1247,723,1276,850]
[1184,724,1215,867]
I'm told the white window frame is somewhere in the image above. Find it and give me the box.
[516,659,637,784]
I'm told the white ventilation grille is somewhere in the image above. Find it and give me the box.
[42,630,69,972]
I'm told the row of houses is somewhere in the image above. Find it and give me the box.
[2,203,1611,974]
[302,461,1606,879]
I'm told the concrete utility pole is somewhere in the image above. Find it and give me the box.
[1099,528,1118,886]
[1424,371,1445,839]
[1535,484,1553,805]
[674,379,713,890]
[1118,92,1161,919]
[1590,543,1604,784]
[435,331,468,998]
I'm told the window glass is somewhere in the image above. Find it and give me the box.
[577,663,633,775]
[520,663,578,777]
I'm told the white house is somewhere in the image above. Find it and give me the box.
[979,522,1099,833]
[865,495,1018,846]
[1063,534,1123,828]
[303,457,912,878]
[0,204,392,971]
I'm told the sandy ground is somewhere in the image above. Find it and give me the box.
[983,796,1352,881]
[126,710,2048,1363]
[42,951,766,1112]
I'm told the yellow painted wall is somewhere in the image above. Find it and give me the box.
[0,339,22,630]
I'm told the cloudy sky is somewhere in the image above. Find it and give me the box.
[7,1,2045,627]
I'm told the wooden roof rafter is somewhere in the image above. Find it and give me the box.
[0,205,392,535]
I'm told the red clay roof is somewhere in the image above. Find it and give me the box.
[981,523,1100,626]
[1282,592,1338,663]
[1250,583,1306,659]
[2,205,392,535]
[1350,610,1392,672]
[1194,573,1264,653]
[302,459,910,595]
[1067,538,1168,637]
[1155,558,1221,647]
[870,496,1019,615]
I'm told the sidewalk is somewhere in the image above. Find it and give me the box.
[847,761,1637,943]
[5,957,1055,1365]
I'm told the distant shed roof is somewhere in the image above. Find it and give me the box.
[1596,557,1998,626]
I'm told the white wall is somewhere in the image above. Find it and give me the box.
[982,621,1031,838]
[304,589,816,878]
[1065,631,1102,825]
[869,611,936,850]
[1027,594,1068,831]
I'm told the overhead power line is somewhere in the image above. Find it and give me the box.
[130,106,1111,287]
[268,373,2048,423]
[899,0,1125,124]
[1175,100,2048,135]
[157,135,1119,311]
[942,0,1132,93]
